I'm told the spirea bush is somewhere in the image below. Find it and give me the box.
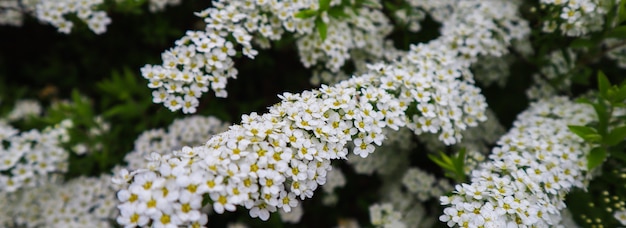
[2,0,626,227]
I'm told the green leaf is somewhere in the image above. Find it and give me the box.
[294,9,318,19]
[606,26,626,39]
[453,148,465,172]
[328,7,349,19]
[568,125,599,141]
[619,0,626,24]
[592,101,609,136]
[427,153,454,171]
[587,147,607,170]
[453,148,467,182]
[613,85,626,102]
[598,71,610,99]
[605,126,626,146]
[319,0,331,11]
[315,17,328,41]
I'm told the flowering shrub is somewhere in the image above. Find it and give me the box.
[2,0,626,227]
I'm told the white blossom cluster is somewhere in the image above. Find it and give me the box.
[369,203,406,228]
[116,0,535,225]
[142,0,394,113]
[402,167,451,202]
[119,116,230,171]
[402,0,455,23]
[605,38,626,69]
[295,7,391,72]
[313,0,530,87]
[347,128,414,176]
[472,55,513,87]
[0,175,117,227]
[320,167,346,206]
[389,3,427,33]
[540,0,611,37]
[34,0,111,34]
[117,39,490,226]
[440,96,597,227]
[526,49,577,100]
[277,202,304,224]
[405,0,529,64]
[0,119,72,193]
[0,0,32,26]
[0,0,181,34]
[5,99,42,121]
[322,166,346,196]
[145,0,181,13]
[367,167,449,228]
[71,115,111,155]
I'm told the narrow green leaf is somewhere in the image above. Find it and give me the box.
[619,0,626,23]
[315,17,328,41]
[294,9,318,19]
[598,71,610,99]
[454,148,466,174]
[453,148,467,182]
[427,153,454,171]
[439,151,454,165]
[587,147,607,170]
[605,126,626,146]
[592,101,609,136]
[568,125,598,138]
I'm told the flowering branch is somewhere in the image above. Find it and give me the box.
[440,96,596,227]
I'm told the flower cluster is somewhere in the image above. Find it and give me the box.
[471,55,513,87]
[142,0,394,113]
[526,49,577,100]
[0,0,26,26]
[369,203,405,228]
[0,175,117,227]
[117,40,490,226]
[35,0,111,34]
[0,119,72,193]
[119,116,230,172]
[346,128,414,176]
[71,115,111,155]
[0,0,180,34]
[605,38,626,69]
[145,0,181,13]
[5,99,42,121]
[402,168,451,202]
[540,0,609,37]
[296,7,391,72]
[440,96,596,227]
[320,167,346,206]
[0,0,111,34]
[407,0,529,63]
